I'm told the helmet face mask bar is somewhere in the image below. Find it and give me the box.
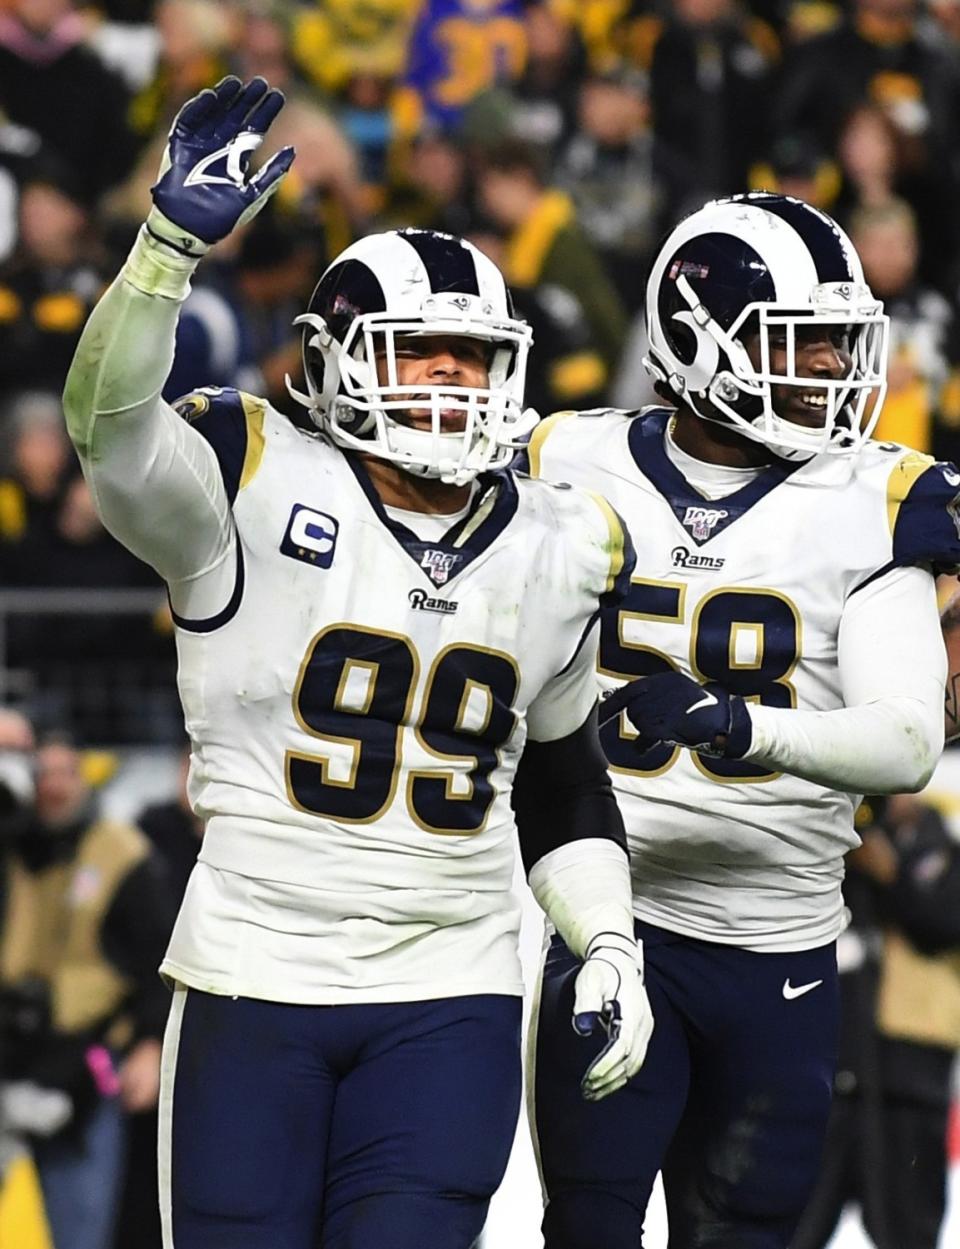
[287,231,535,486]
[643,193,891,462]
[681,275,890,460]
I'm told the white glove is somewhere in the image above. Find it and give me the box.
[573,932,653,1101]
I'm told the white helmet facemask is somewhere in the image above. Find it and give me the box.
[288,292,535,486]
[667,274,890,462]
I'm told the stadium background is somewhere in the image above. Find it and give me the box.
[1,0,959,1244]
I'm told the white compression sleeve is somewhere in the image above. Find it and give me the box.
[745,565,945,793]
[528,839,636,960]
[63,229,237,616]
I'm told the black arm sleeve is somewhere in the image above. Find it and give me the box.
[101,852,179,1042]
[512,705,627,876]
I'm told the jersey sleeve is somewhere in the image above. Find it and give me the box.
[171,388,268,505]
[525,490,635,741]
[746,565,945,793]
[520,409,578,479]
[888,450,960,574]
[584,488,636,608]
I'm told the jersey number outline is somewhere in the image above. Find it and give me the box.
[599,579,801,784]
[286,624,519,833]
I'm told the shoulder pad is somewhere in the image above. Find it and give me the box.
[524,407,639,477]
[888,450,960,573]
[172,387,268,502]
[524,409,576,472]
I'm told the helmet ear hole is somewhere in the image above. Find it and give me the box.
[304,345,325,397]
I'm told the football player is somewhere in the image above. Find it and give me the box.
[61,78,654,1249]
[524,192,954,1249]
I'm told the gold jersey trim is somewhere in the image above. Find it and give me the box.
[886,448,934,537]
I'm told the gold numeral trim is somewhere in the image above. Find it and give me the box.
[285,623,419,825]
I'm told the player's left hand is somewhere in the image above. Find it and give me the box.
[148,75,295,258]
[573,934,653,1101]
[599,671,753,758]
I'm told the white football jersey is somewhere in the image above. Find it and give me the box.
[528,406,960,951]
[160,390,632,1003]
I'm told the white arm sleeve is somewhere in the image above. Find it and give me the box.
[62,228,236,617]
[528,839,636,960]
[745,565,945,793]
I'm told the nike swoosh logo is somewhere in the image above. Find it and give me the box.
[688,692,717,713]
[782,978,823,1000]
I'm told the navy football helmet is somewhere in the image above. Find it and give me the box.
[644,193,890,460]
[288,229,533,484]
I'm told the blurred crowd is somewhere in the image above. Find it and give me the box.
[1,0,960,741]
[1,4,960,1245]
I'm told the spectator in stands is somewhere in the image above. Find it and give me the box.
[0,391,167,740]
[0,729,177,1249]
[0,391,157,597]
[790,792,960,1249]
[0,706,55,1249]
[380,126,474,236]
[0,390,79,571]
[748,132,842,212]
[553,64,699,314]
[0,0,138,204]
[263,94,366,257]
[157,199,271,405]
[621,0,781,197]
[476,138,628,374]
[230,0,298,96]
[773,0,960,184]
[469,228,608,416]
[0,160,104,395]
[232,211,324,412]
[847,198,960,460]
[924,0,960,42]
[483,1,586,162]
[830,101,959,297]
[126,0,233,144]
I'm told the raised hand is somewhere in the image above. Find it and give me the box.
[148,76,295,258]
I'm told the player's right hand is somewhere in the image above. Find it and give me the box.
[148,76,294,258]
[572,933,653,1101]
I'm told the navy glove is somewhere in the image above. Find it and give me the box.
[148,76,295,258]
[599,671,753,758]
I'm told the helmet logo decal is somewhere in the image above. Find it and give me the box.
[332,293,360,319]
[669,259,710,282]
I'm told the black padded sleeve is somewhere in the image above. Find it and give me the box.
[512,704,628,876]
